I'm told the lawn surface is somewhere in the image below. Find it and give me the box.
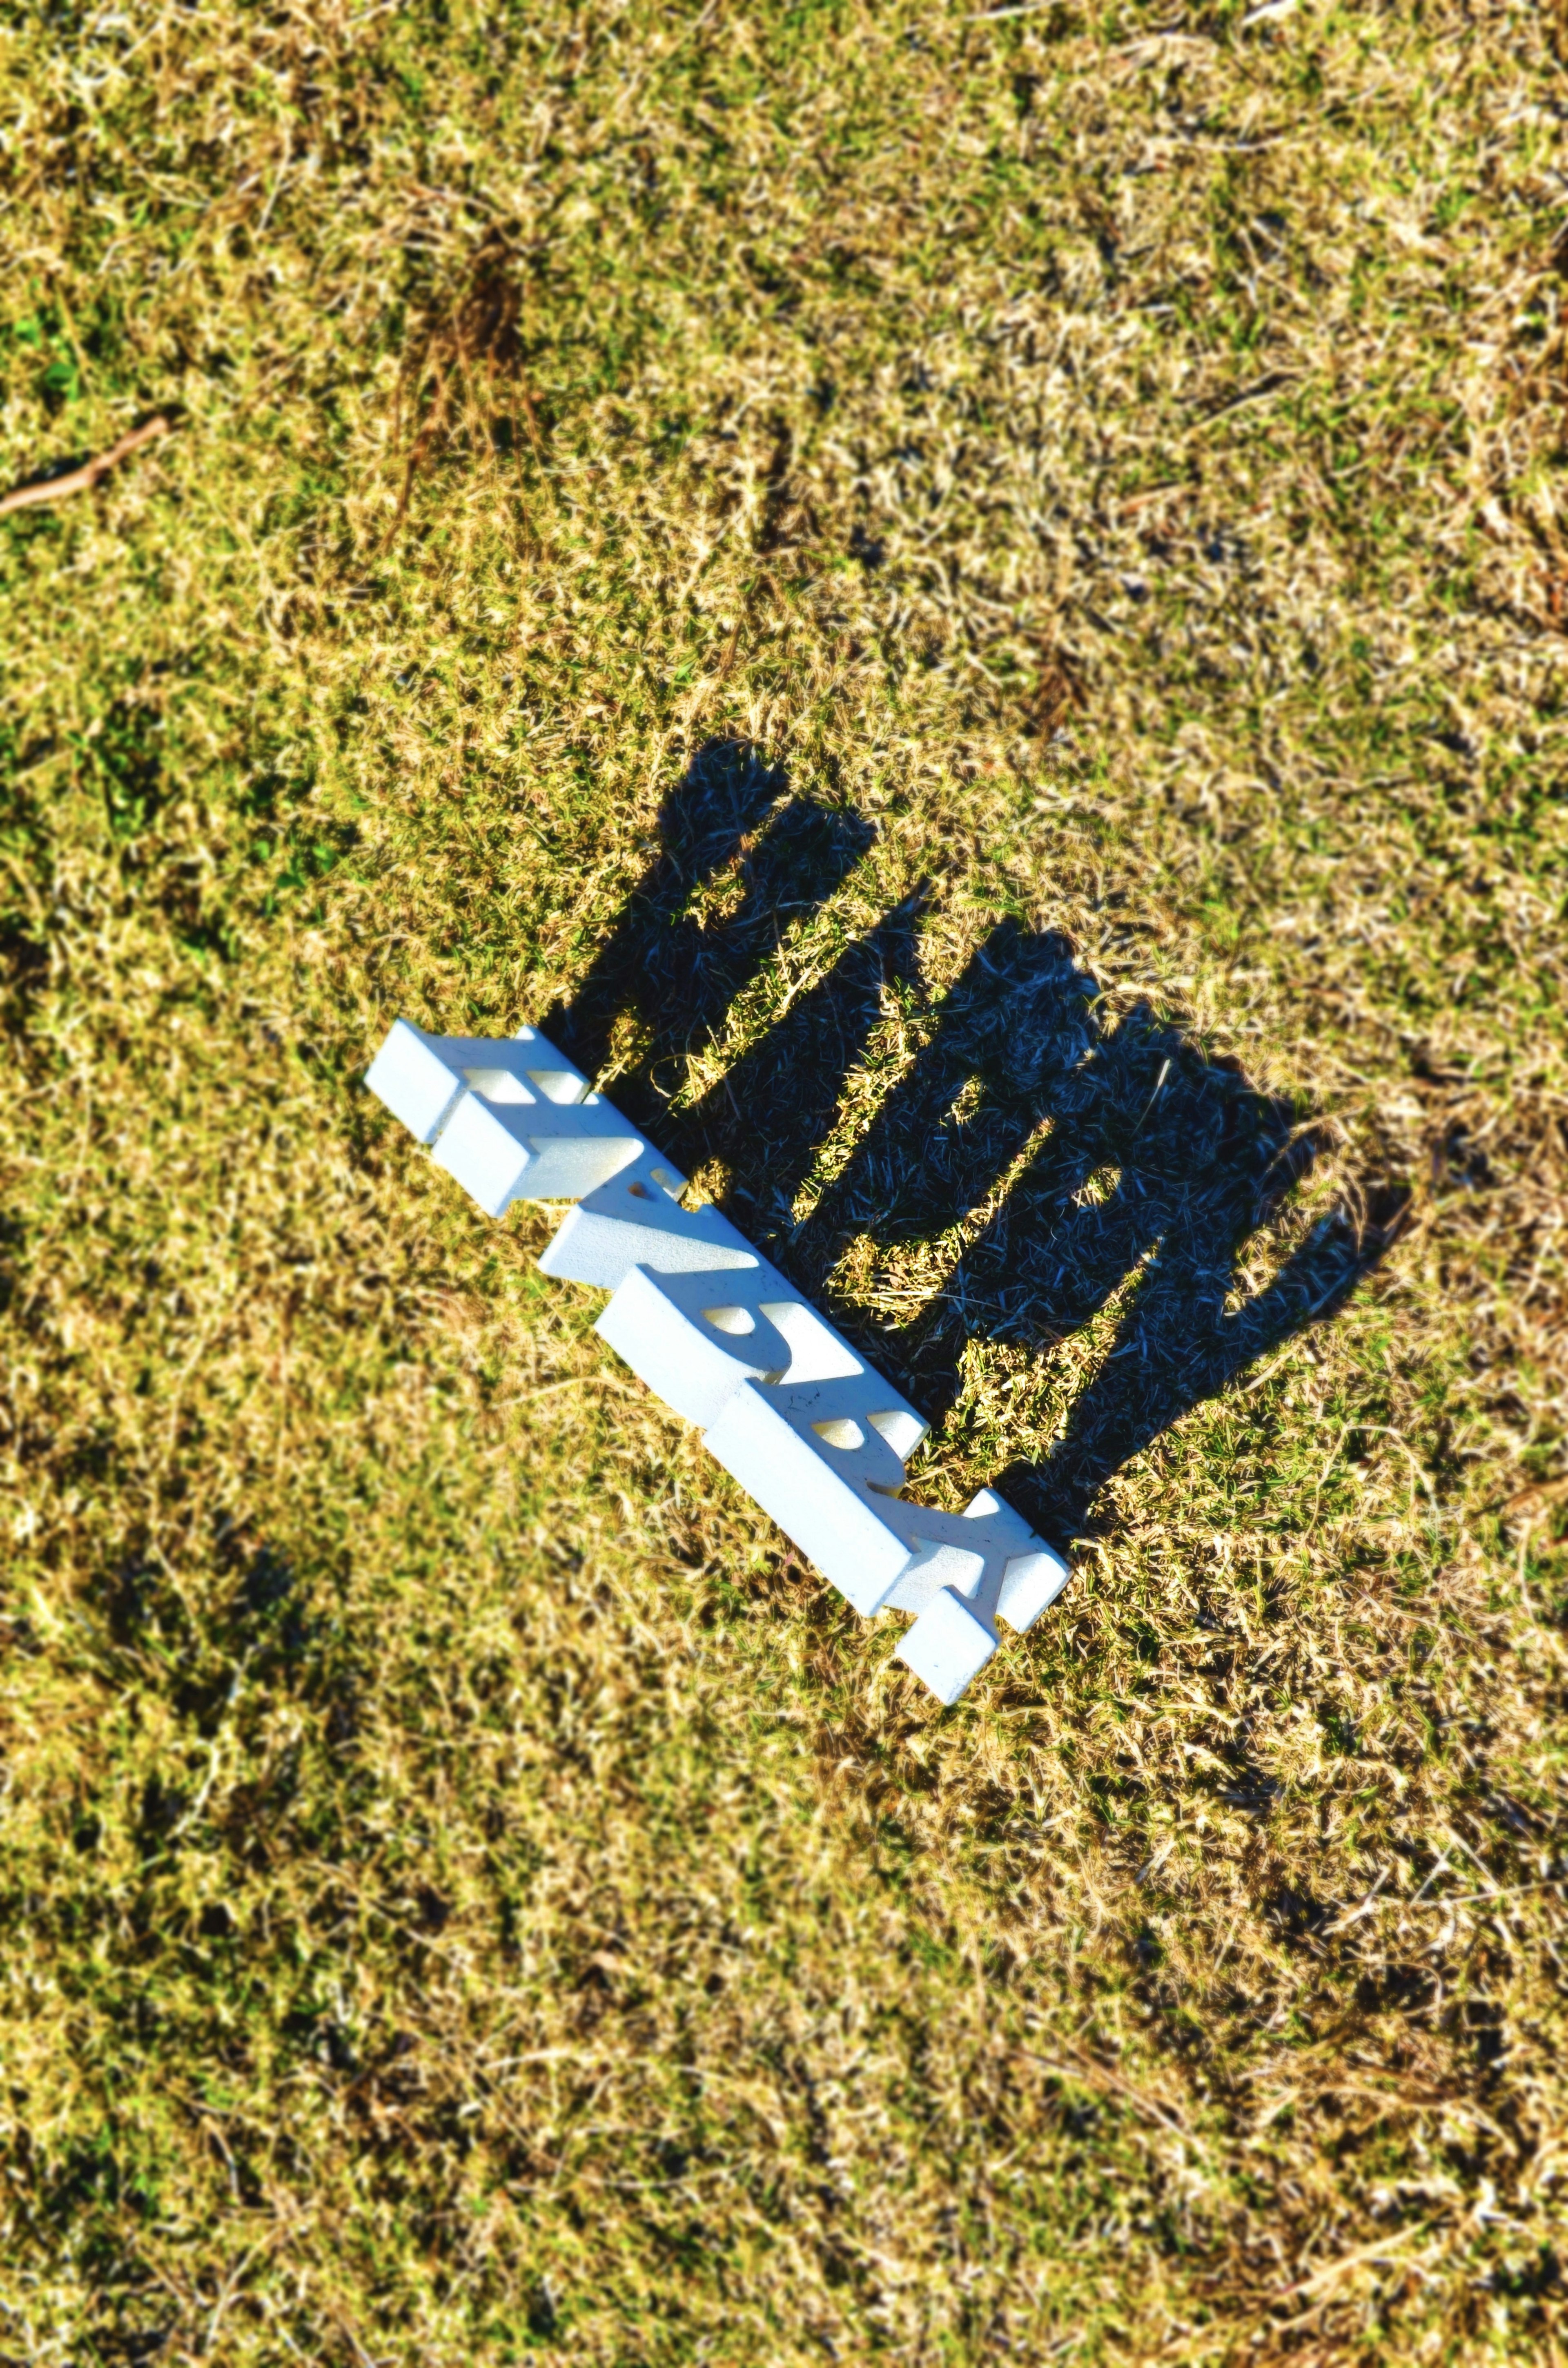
[2,1,1566,2360]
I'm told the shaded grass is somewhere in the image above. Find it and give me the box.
[0,0,1566,2359]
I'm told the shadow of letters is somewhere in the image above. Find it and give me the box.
[545,741,1390,1543]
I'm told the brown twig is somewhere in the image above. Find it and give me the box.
[0,413,174,519]
[1498,1472,1568,1518]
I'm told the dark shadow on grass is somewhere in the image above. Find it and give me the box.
[552,744,1404,1544]
[539,737,923,1209]
[541,735,875,1116]
[781,918,1405,1538]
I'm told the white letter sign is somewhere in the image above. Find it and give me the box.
[366,1019,1070,1704]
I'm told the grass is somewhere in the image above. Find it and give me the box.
[0,0,1566,2358]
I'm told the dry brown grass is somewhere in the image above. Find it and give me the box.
[0,0,1566,2359]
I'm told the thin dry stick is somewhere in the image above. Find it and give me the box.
[0,414,173,518]
[1499,1471,1568,1516]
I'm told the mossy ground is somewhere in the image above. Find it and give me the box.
[1,2,1566,2360]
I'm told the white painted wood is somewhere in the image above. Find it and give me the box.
[367,1017,1071,1701]
[539,1154,760,1287]
[894,1586,999,1708]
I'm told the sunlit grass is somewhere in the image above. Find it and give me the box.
[0,1,1565,2360]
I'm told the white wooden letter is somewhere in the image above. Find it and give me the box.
[367,1018,1071,1703]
